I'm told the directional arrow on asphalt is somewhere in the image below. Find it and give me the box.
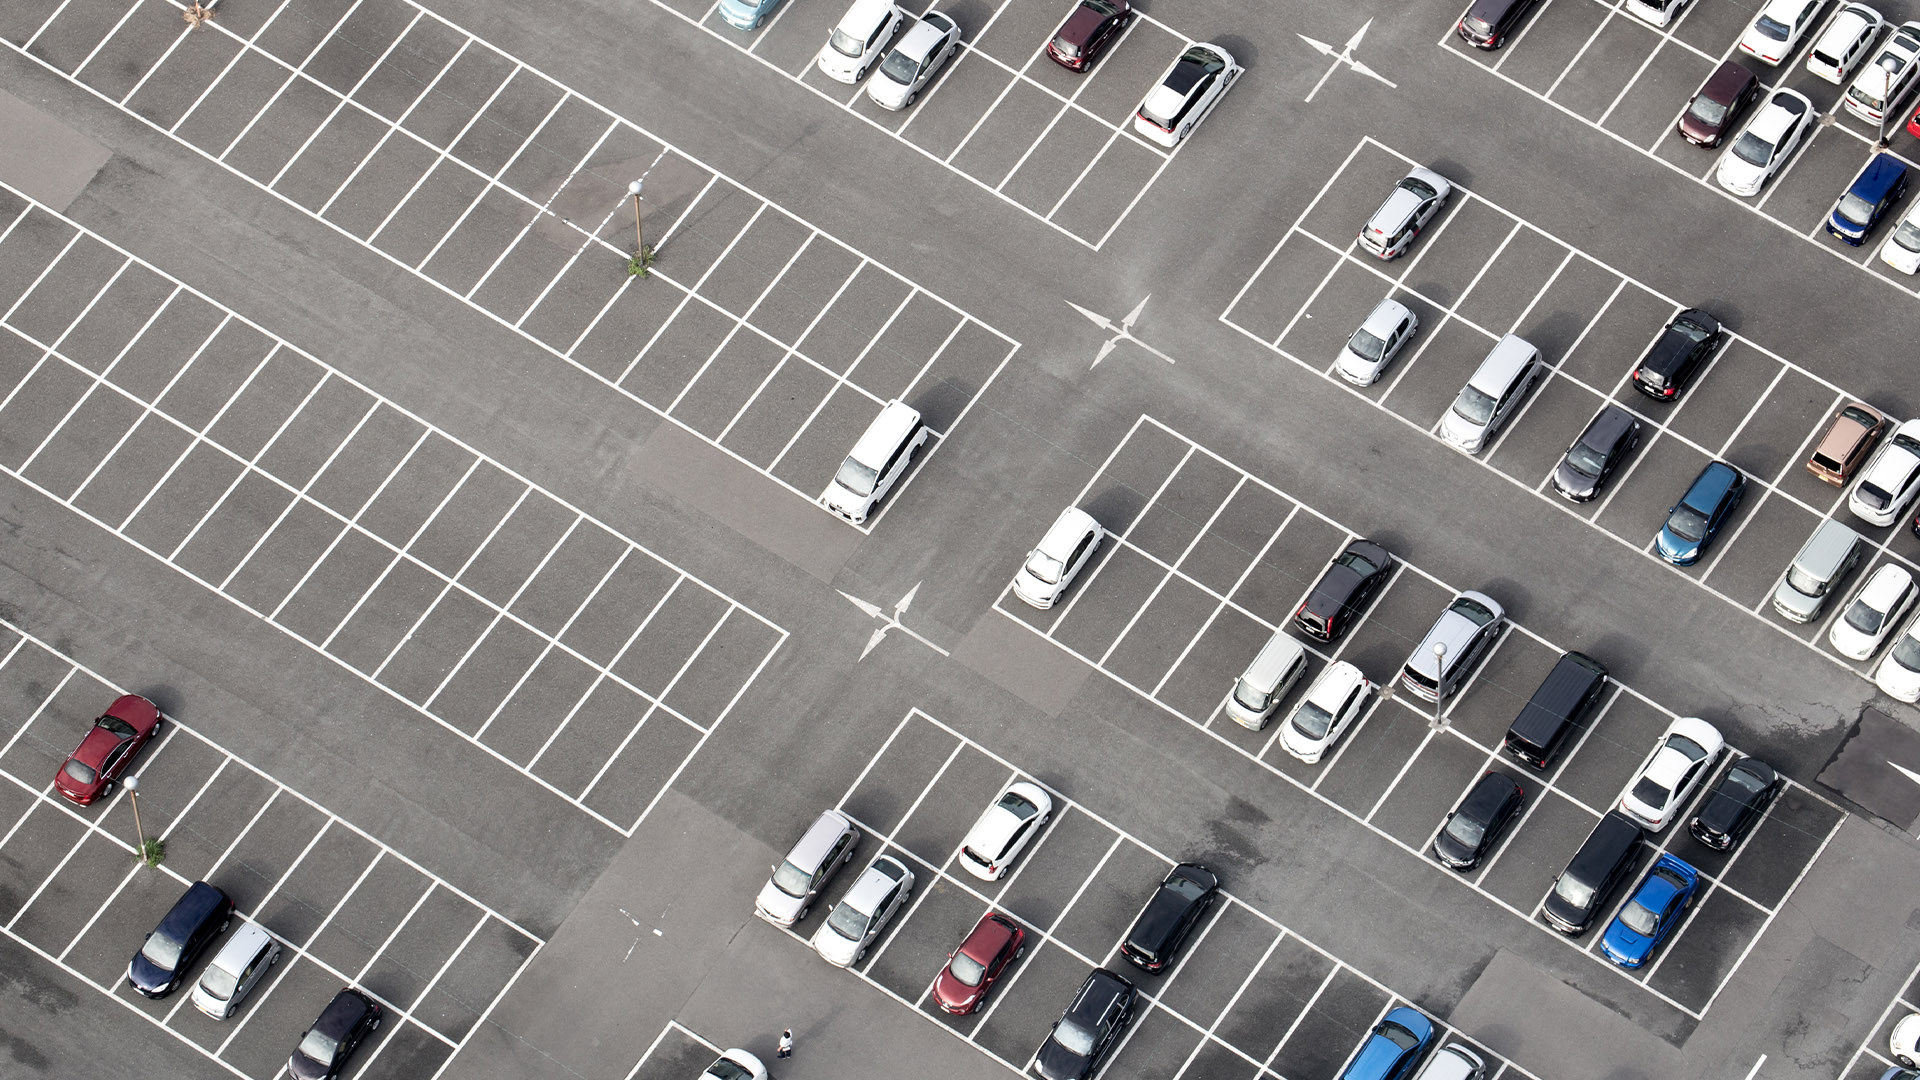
[1300,19,1397,103]
[1065,295,1176,369]
[839,581,951,661]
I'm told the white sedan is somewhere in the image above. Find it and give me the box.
[1716,88,1814,197]
[1279,662,1376,764]
[1739,0,1825,64]
[1618,717,1724,832]
[1831,564,1917,660]
[867,11,961,110]
[1875,608,1920,700]
[702,1050,768,1080]
[1337,298,1419,386]
[957,780,1053,881]
[1012,507,1103,609]
[1849,419,1920,527]
[1133,43,1239,148]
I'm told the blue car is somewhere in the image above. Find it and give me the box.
[1829,153,1910,246]
[1600,853,1698,968]
[1339,1006,1433,1080]
[1656,461,1745,566]
[717,0,786,29]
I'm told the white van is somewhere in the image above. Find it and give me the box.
[1225,631,1308,730]
[190,920,280,1019]
[820,400,928,524]
[1438,334,1542,455]
[1807,3,1885,84]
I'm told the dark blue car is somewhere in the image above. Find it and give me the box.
[1339,1005,1434,1080]
[1600,853,1699,968]
[1829,153,1911,246]
[1656,461,1745,566]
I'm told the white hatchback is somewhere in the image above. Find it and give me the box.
[1882,199,1920,273]
[1279,661,1376,764]
[958,780,1053,880]
[1618,716,1724,831]
[1849,419,1920,527]
[1876,608,1920,700]
[1338,299,1419,386]
[1830,563,1917,659]
[703,1050,769,1080]
[1739,0,1825,64]
[817,0,906,83]
[1807,3,1885,83]
[1625,0,1691,28]
[1133,43,1239,148]
[1012,507,1103,609]
[1716,88,1815,196]
[867,11,961,110]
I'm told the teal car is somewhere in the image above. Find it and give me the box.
[718,0,786,30]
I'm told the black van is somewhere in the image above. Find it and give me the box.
[1503,651,1609,770]
[1542,812,1643,935]
[1456,0,1539,48]
[128,880,233,997]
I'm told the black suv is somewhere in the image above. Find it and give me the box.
[1542,812,1644,934]
[1294,539,1395,643]
[1120,863,1218,973]
[1433,771,1526,871]
[1630,308,1724,401]
[290,987,384,1080]
[1503,651,1610,769]
[1688,758,1778,851]
[1553,406,1642,503]
[128,880,232,998]
[1035,968,1138,1080]
[1457,0,1539,48]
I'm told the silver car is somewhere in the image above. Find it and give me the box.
[190,920,281,1019]
[811,854,915,966]
[1401,590,1505,702]
[1358,167,1452,259]
[867,11,962,110]
[1337,298,1418,386]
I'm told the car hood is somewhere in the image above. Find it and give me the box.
[1601,920,1653,963]
[1656,525,1701,563]
[1555,460,1600,499]
[932,968,984,1011]
[811,922,862,966]
[128,951,174,994]
[1035,1036,1091,1080]
[755,880,805,923]
[287,1049,330,1080]
[1432,827,1477,866]
[1438,407,1485,447]
[1774,576,1824,617]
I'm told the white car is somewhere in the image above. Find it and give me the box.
[1891,1013,1920,1067]
[1625,0,1691,28]
[866,11,961,110]
[1012,507,1103,609]
[1882,198,1920,272]
[1849,419,1920,526]
[1358,167,1452,259]
[1876,608,1920,700]
[1831,563,1917,659]
[957,780,1053,880]
[1807,3,1885,83]
[817,0,906,83]
[702,1049,769,1080]
[811,854,914,966]
[1618,717,1724,831]
[1337,299,1419,386]
[1716,88,1815,197]
[190,921,280,1019]
[1279,661,1376,764]
[1133,43,1239,148]
[1739,0,1825,64]
[1844,21,1920,123]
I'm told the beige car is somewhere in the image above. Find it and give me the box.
[1807,402,1889,486]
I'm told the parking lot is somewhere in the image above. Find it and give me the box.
[992,414,1848,1018]
[645,0,1208,249]
[6,0,1018,532]
[756,708,1546,1080]
[1839,956,1920,1080]
[0,616,541,1080]
[1223,134,1920,682]
[1440,0,1920,293]
[0,186,788,835]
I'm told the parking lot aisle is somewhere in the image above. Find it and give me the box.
[1838,956,1920,1080]
[0,617,543,1080]
[751,707,1546,1080]
[1436,0,1920,296]
[1217,134,1920,683]
[624,1019,737,1080]
[990,415,1851,1019]
[0,184,788,836]
[5,0,1018,535]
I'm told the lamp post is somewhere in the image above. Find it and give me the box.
[123,775,147,859]
[1431,642,1447,730]
[629,178,645,257]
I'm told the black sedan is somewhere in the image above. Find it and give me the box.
[1035,968,1137,1080]
[290,987,382,1080]
[1433,772,1526,870]
[1119,863,1218,973]
[1630,308,1724,401]
[1294,539,1395,643]
[1688,758,1778,851]
[1553,405,1641,503]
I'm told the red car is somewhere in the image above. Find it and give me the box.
[932,912,1025,1015]
[1046,0,1132,72]
[1908,101,1920,140]
[53,695,162,806]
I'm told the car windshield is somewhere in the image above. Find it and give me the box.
[830,27,866,56]
[99,716,138,738]
[1838,191,1878,223]
[1675,318,1714,343]
[834,456,878,497]
[1687,93,1729,126]
[199,964,239,1000]
[1632,776,1671,807]
[1567,440,1609,476]
[1164,874,1209,901]
[1553,873,1596,909]
[1054,1017,1099,1056]
[1399,177,1437,200]
[297,1027,340,1065]
[1666,504,1710,542]
[1845,597,1888,634]
[1730,130,1774,167]
[1026,549,1066,584]
[139,929,184,970]
[1233,679,1271,712]
[1725,768,1765,796]
[1894,218,1920,251]
[1452,597,1496,626]
[1444,812,1486,847]
[1347,328,1387,362]
[706,1060,754,1080]
[1291,702,1334,739]
[1340,550,1380,576]
[1620,898,1661,935]
[62,758,97,785]
[1788,564,1828,595]
[1893,632,1920,671]
[771,860,813,897]
[1086,0,1119,11]
[827,901,870,940]
[1755,14,1790,39]
[1670,735,1708,761]
[1380,1023,1422,1051]
[948,950,987,987]
[1000,792,1040,819]
[1452,385,1498,426]
[879,48,919,84]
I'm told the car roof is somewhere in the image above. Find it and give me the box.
[1468,334,1538,394]
[1797,518,1862,572]
[158,881,227,939]
[1359,299,1412,338]
[959,913,1017,960]
[1368,187,1424,231]
[893,15,951,59]
[1822,5,1877,42]
[1068,968,1132,1020]
[1820,402,1883,457]
[1759,0,1806,17]
[1461,771,1520,818]
[1852,154,1910,198]
[1580,405,1636,448]
[848,400,920,465]
[1305,661,1366,710]
[210,921,273,970]
[1243,630,1307,687]
[1701,59,1757,101]
[1682,461,1740,508]
[844,856,907,911]
[787,810,853,867]
[1038,507,1099,557]
[1859,562,1915,607]
[836,0,899,34]
[316,988,376,1036]
[965,782,1049,850]
[1752,90,1811,138]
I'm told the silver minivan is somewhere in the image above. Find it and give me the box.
[190,920,280,1019]
[1412,1043,1487,1080]
[1773,518,1865,623]
[820,400,929,524]
[1438,334,1542,455]
[1225,631,1309,730]
[755,810,862,926]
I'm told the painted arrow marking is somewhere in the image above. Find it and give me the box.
[840,581,952,661]
[1065,295,1176,368]
[1300,19,1396,103]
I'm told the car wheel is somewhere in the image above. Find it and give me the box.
[1899,1054,1916,1068]
[906,91,917,106]
[856,948,867,961]
[1016,945,1026,958]
[372,1017,382,1031]
[797,906,809,921]
[220,919,231,933]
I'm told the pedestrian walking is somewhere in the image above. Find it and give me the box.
[777,1029,793,1059]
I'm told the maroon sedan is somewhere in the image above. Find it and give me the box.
[932,913,1025,1015]
[1679,60,1759,148]
[53,695,162,806]
[1046,0,1131,72]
